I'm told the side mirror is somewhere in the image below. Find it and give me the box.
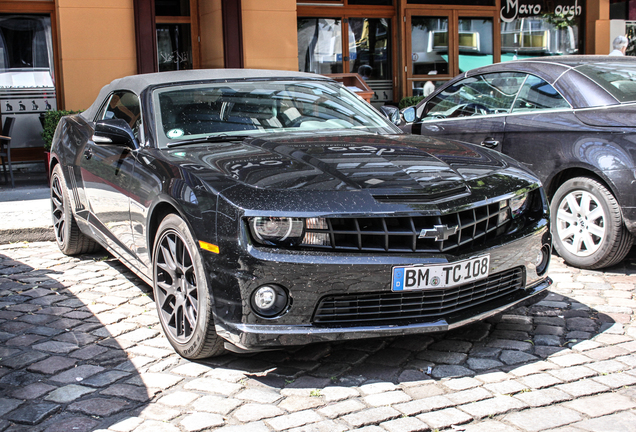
[379,105,400,126]
[402,106,416,123]
[93,118,138,149]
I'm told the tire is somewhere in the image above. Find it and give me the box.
[50,164,101,255]
[551,177,634,269]
[152,213,225,359]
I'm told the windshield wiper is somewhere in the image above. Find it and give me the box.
[166,135,251,148]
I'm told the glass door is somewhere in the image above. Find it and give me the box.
[155,0,199,72]
[298,18,344,75]
[405,7,498,97]
[298,13,395,107]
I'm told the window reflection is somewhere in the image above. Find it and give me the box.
[512,75,570,112]
[156,24,192,71]
[458,17,493,72]
[422,73,526,120]
[501,16,579,61]
[411,17,448,75]
[348,18,391,80]
[0,16,52,70]
[298,18,343,74]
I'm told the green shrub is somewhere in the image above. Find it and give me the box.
[40,110,82,150]
[398,96,425,110]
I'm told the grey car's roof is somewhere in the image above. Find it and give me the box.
[463,55,636,80]
[82,69,330,121]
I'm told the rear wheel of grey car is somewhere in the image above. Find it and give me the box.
[152,214,225,359]
[551,177,633,269]
[50,164,101,255]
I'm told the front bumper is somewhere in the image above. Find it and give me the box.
[207,219,552,351]
[216,276,551,351]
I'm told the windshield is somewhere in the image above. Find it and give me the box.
[152,80,399,147]
[575,63,636,103]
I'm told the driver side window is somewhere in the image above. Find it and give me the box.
[422,73,526,120]
[101,91,143,140]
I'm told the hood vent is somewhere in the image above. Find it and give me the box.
[373,185,469,203]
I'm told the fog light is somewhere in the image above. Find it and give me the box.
[251,285,289,318]
[254,287,276,309]
[536,245,551,276]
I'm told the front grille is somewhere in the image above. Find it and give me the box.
[307,201,508,255]
[313,267,525,326]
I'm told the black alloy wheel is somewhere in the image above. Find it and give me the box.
[152,214,224,358]
[50,164,100,255]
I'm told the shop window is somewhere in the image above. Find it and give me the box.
[157,24,192,71]
[458,17,493,73]
[500,0,581,60]
[155,0,197,72]
[298,18,343,75]
[349,18,391,80]
[411,17,449,76]
[412,80,443,97]
[0,15,52,70]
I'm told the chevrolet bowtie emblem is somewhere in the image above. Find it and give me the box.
[418,224,458,241]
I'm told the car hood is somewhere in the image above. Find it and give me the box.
[164,132,513,198]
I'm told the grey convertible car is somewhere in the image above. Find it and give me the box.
[49,69,552,359]
[399,56,636,270]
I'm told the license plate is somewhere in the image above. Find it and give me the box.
[392,255,490,291]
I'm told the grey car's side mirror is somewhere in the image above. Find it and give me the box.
[93,118,138,149]
[402,106,416,123]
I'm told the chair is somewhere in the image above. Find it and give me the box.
[0,116,15,188]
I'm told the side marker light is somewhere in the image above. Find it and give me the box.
[199,241,219,254]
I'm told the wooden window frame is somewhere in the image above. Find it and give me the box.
[401,1,500,97]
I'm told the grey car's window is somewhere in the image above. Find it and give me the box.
[422,73,525,120]
[575,63,636,103]
[512,75,569,112]
[153,80,399,147]
[101,91,143,139]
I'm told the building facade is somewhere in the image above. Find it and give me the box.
[0,0,630,157]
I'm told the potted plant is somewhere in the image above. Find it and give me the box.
[40,110,81,184]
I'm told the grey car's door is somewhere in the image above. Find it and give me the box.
[501,74,573,181]
[414,73,525,151]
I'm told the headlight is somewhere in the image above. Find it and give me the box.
[510,193,529,218]
[248,217,331,247]
[249,217,304,245]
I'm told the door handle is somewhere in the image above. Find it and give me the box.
[84,148,93,160]
[480,139,499,149]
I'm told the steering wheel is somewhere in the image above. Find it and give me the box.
[449,103,491,118]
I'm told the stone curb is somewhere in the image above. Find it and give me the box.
[0,226,55,245]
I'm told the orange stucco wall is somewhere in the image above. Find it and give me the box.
[586,0,610,54]
[241,0,298,71]
[56,0,137,110]
[200,0,225,69]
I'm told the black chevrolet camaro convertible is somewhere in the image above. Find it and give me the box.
[49,69,552,359]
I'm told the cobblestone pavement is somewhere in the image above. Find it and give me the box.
[0,241,635,432]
